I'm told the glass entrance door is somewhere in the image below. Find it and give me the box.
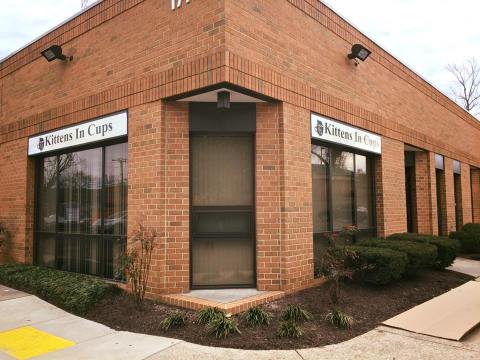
[190,134,255,288]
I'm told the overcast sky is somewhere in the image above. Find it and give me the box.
[1,0,479,96]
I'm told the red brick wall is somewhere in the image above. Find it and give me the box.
[256,103,282,291]
[127,100,189,297]
[472,169,480,223]
[461,163,473,225]
[163,102,190,294]
[414,152,437,234]
[3,0,480,295]
[223,0,480,167]
[375,137,407,237]
[0,139,35,263]
[1,0,225,127]
[278,103,314,291]
[443,158,456,234]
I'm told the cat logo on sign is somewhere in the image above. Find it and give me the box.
[172,0,191,10]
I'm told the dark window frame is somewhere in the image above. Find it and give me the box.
[189,132,256,289]
[311,140,377,239]
[34,137,128,281]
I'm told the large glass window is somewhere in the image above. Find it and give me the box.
[311,145,329,233]
[311,144,375,274]
[35,142,127,280]
[331,150,354,231]
[355,154,374,229]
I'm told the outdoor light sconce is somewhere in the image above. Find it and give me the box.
[217,90,231,109]
[41,45,73,62]
[347,44,371,66]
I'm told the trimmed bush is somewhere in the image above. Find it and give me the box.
[0,263,119,315]
[388,233,459,269]
[450,223,480,253]
[345,245,408,285]
[461,223,480,234]
[357,238,437,273]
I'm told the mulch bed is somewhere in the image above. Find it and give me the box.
[86,269,472,350]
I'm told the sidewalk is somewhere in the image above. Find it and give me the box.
[448,257,480,278]
[0,284,479,359]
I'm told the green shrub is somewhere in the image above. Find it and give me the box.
[357,238,437,273]
[161,311,187,330]
[388,233,459,268]
[461,223,480,234]
[208,315,241,338]
[325,309,354,329]
[0,263,118,315]
[345,245,408,285]
[242,306,271,327]
[450,223,480,253]
[282,304,313,323]
[277,320,303,338]
[196,306,225,325]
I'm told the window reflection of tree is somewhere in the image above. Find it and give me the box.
[42,154,77,190]
[57,151,102,234]
[105,156,127,235]
[311,146,329,165]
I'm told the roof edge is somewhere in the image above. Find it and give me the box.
[319,0,479,122]
[0,0,103,64]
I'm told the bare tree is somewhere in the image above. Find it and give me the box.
[446,58,480,116]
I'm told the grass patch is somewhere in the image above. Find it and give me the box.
[325,309,354,329]
[242,306,271,327]
[208,315,241,338]
[282,304,313,323]
[277,320,303,338]
[161,311,187,330]
[0,263,118,315]
[196,306,225,325]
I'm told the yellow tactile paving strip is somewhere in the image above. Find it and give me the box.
[0,326,75,360]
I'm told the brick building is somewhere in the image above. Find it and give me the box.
[1,0,479,303]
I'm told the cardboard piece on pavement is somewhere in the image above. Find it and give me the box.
[383,281,480,341]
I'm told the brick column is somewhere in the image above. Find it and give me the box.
[163,102,190,294]
[414,151,438,235]
[128,101,189,297]
[278,103,314,291]
[461,163,473,225]
[128,101,167,296]
[0,138,33,263]
[443,158,456,234]
[375,137,407,237]
[471,168,480,223]
[256,103,282,291]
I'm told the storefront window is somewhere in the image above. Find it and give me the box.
[35,142,127,280]
[331,150,354,231]
[355,154,373,229]
[311,145,329,233]
[311,144,375,274]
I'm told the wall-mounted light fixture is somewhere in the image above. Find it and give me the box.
[347,44,371,66]
[41,45,73,62]
[217,90,230,109]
